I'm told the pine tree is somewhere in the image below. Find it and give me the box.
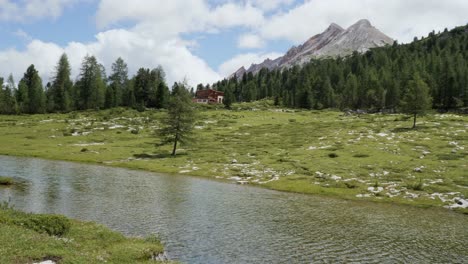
[401,73,433,128]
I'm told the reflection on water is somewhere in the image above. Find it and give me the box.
[0,155,467,264]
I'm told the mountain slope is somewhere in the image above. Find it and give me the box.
[232,19,393,78]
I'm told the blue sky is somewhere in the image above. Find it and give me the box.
[0,0,467,86]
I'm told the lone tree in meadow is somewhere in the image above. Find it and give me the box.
[401,73,433,128]
[159,82,196,156]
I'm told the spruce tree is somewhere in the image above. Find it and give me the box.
[50,53,73,112]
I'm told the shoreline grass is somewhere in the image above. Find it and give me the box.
[0,203,165,263]
[0,104,466,213]
[0,176,14,186]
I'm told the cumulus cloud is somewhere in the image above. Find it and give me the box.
[238,34,265,49]
[96,0,264,32]
[258,0,468,43]
[0,0,78,21]
[218,52,283,77]
[0,28,221,86]
[1,0,468,85]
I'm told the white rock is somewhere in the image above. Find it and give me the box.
[368,187,384,193]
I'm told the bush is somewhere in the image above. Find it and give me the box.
[328,153,339,158]
[18,214,71,237]
[407,178,424,191]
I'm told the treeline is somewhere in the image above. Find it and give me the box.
[0,55,171,114]
[211,24,468,111]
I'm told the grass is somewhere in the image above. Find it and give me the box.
[0,102,466,211]
[0,203,166,264]
[0,176,14,186]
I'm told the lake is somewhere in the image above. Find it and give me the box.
[0,155,466,263]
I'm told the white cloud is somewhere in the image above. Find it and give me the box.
[238,33,265,49]
[0,0,78,21]
[0,28,221,87]
[96,0,264,32]
[13,29,32,41]
[257,0,468,44]
[218,52,283,77]
[2,0,468,87]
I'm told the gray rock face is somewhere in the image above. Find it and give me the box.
[230,19,393,78]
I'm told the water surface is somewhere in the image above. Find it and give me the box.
[0,156,466,263]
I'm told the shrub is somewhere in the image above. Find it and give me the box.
[344,181,359,189]
[407,178,424,191]
[328,153,338,158]
[17,214,71,236]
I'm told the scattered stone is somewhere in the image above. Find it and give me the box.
[356,194,372,198]
[231,159,238,164]
[367,187,384,193]
[152,252,169,262]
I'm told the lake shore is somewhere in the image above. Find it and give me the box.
[0,204,166,263]
[0,104,467,213]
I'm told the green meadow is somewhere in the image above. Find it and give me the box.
[0,101,466,212]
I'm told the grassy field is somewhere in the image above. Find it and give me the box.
[0,101,466,212]
[0,203,165,263]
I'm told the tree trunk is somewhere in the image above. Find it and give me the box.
[172,135,178,156]
[413,113,417,129]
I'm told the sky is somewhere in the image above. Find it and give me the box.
[0,0,467,86]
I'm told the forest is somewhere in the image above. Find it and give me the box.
[0,24,467,115]
[214,24,468,111]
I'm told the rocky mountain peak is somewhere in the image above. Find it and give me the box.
[326,22,344,32]
[230,19,393,78]
[353,19,372,28]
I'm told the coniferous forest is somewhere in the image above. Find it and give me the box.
[213,24,468,111]
[0,24,467,115]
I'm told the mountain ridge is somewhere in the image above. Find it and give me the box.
[231,19,393,78]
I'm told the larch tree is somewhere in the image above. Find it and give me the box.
[159,82,196,156]
[401,73,433,128]
[76,55,106,110]
[108,57,129,107]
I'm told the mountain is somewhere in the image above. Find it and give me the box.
[231,19,393,78]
